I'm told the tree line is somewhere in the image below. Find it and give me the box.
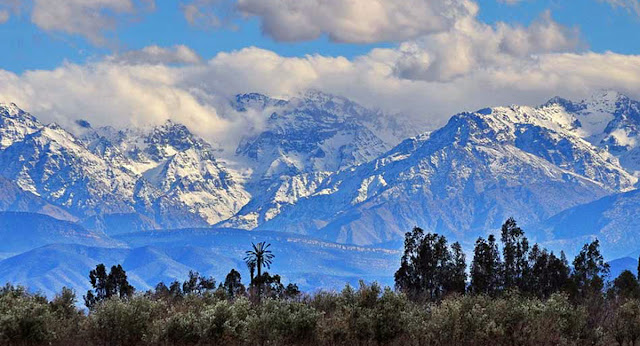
[4,220,640,345]
[82,241,301,310]
[395,218,622,303]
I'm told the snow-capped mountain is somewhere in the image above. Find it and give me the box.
[0,103,41,150]
[3,90,640,297]
[0,176,76,222]
[252,95,637,246]
[234,91,417,180]
[81,121,250,225]
[225,91,422,229]
[0,106,209,233]
[1,91,640,250]
[542,90,640,176]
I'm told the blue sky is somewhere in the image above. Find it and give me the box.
[0,0,638,73]
[0,0,639,141]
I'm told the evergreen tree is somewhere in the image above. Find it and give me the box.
[394,227,424,298]
[470,234,502,295]
[500,218,529,291]
[107,265,135,299]
[446,242,467,294]
[394,227,461,300]
[182,271,216,296]
[223,269,246,298]
[611,270,640,300]
[169,280,183,299]
[84,264,134,309]
[527,245,570,298]
[153,282,170,300]
[571,239,610,300]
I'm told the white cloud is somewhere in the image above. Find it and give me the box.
[391,11,581,82]
[108,45,202,65]
[0,42,639,159]
[181,0,235,29]
[8,0,156,45]
[236,0,479,43]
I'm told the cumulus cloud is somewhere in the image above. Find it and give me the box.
[0,0,155,45]
[391,11,581,81]
[107,45,202,65]
[1,41,639,159]
[236,0,478,43]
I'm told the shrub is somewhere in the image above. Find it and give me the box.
[0,285,53,343]
[85,296,164,345]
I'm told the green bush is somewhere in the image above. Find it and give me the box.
[0,285,53,343]
[85,296,164,345]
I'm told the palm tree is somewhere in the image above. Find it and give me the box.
[246,258,256,284]
[244,242,274,281]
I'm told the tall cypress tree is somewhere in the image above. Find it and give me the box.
[527,245,570,298]
[395,227,463,300]
[470,234,502,295]
[500,218,529,291]
[571,239,610,300]
[446,242,467,294]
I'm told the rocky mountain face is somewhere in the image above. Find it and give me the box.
[542,90,640,176]
[1,91,639,249]
[223,91,419,229]
[255,102,637,246]
[81,121,250,226]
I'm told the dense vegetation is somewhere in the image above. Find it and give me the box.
[3,221,640,345]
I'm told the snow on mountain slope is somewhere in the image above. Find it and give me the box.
[0,123,139,213]
[221,171,333,229]
[0,103,42,150]
[227,91,423,229]
[255,105,636,246]
[234,91,399,180]
[542,90,640,176]
[0,176,77,222]
[0,105,207,233]
[2,91,639,250]
[82,120,250,224]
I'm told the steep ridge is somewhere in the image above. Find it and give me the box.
[0,104,208,233]
[82,121,250,225]
[542,90,640,176]
[0,176,76,221]
[224,91,421,229]
[256,101,636,246]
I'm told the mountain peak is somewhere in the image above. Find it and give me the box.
[0,102,37,121]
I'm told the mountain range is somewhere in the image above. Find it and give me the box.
[1,90,640,296]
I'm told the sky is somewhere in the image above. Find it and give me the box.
[0,0,639,148]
